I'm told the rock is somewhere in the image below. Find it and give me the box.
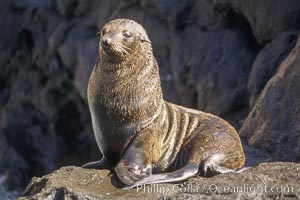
[0,0,23,51]
[58,25,97,99]
[0,1,98,191]
[0,175,20,200]
[190,0,300,43]
[73,37,98,100]
[54,0,93,19]
[47,22,73,58]
[140,0,193,30]
[0,132,30,191]
[170,26,257,124]
[19,163,300,199]
[242,142,272,167]
[57,27,80,73]
[190,0,231,30]
[240,35,300,161]
[12,0,51,10]
[0,25,58,187]
[237,0,300,43]
[248,31,298,108]
[4,101,57,174]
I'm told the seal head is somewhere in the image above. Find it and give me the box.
[99,19,151,63]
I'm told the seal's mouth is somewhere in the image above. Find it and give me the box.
[101,45,113,55]
[101,45,125,64]
[102,44,132,61]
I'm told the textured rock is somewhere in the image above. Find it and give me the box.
[57,25,97,100]
[248,31,298,108]
[54,0,94,19]
[170,26,257,125]
[0,133,30,190]
[0,1,98,191]
[190,0,300,43]
[191,0,231,30]
[237,0,300,43]
[242,142,272,167]
[0,176,20,200]
[240,35,300,161]
[19,163,300,200]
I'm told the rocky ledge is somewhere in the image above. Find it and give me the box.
[19,162,299,200]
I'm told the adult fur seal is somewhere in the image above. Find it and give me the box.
[82,19,246,189]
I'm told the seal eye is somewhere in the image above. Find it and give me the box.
[122,31,132,39]
[101,28,107,35]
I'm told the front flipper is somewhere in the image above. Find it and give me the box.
[124,163,198,190]
[81,157,109,169]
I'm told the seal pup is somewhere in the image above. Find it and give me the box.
[82,18,246,189]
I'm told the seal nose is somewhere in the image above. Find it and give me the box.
[101,38,110,47]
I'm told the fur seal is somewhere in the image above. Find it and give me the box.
[82,18,246,189]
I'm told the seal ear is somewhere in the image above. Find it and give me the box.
[138,30,151,44]
[140,34,151,44]
[141,39,151,44]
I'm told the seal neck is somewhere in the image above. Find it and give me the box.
[88,49,163,123]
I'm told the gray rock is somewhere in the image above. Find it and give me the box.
[58,26,84,73]
[0,132,30,191]
[140,0,193,30]
[12,0,51,10]
[170,26,256,119]
[58,25,97,99]
[190,0,300,43]
[47,22,73,58]
[0,0,23,51]
[237,0,300,43]
[0,176,20,200]
[19,163,300,199]
[54,0,93,19]
[248,31,298,108]
[242,142,272,167]
[191,0,232,30]
[74,37,98,100]
[240,35,300,161]
[0,2,98,191]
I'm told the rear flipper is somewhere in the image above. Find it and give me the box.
[124,154,250,190]
[199,155,251,177]
[81,157,109,169]
[124,163,198,190]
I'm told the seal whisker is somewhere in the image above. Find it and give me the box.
[121,45,133,51]
[120,48,130,56]
[114,43,127,57]
[111,43,124,56]
[118,47,127,56]
[118,44,131,56]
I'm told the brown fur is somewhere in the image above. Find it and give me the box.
[87,19,245,186]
